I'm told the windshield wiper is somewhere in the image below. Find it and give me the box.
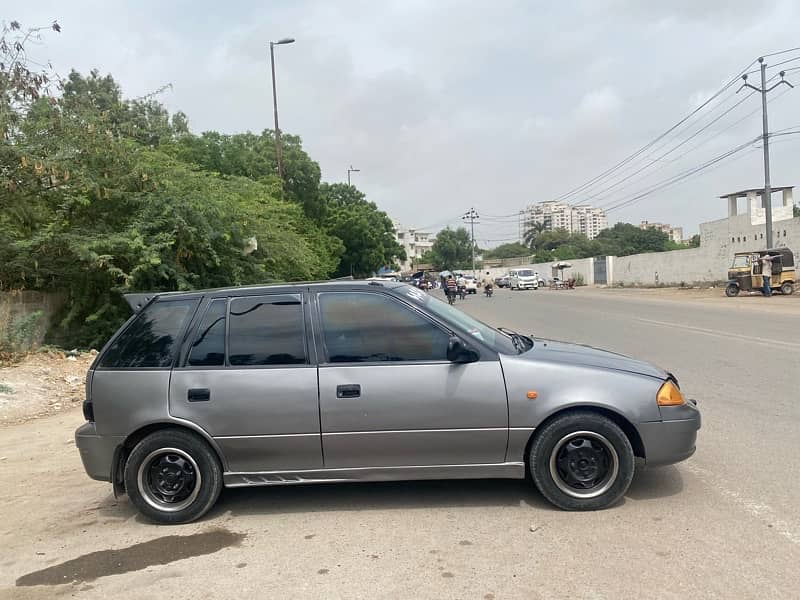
[497,327,534,353]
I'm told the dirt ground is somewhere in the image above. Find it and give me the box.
[0,351,96,424]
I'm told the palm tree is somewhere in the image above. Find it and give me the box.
[523,221,547,249]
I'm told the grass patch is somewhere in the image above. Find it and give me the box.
[0,383,13,394]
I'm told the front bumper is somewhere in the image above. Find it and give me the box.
[75,422,123,482]
[637,399,701,466]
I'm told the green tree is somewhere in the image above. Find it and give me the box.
[594,223,675,256]
[423,227,473,271]
[794,204,800,218]
[522,221,546,248]
[483,242,530,259]
[320,183,404,278]
[688,234,701,248]
[168,129,326,223]
[0,69,342,346]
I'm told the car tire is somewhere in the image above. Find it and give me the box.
[529,411,634,511]
[725,283,740,297]
[124,429,223,524]
[781,282,794,295]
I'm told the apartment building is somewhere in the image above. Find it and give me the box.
[393,222,435,272]
[522,201,608,240]
[639,221,684,244]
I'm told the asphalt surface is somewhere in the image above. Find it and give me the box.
[1,287,798,599]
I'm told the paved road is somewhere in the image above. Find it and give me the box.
[1,287,798,599]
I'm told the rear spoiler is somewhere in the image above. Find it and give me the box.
[124,293,157,313]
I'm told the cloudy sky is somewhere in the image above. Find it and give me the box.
[13,0,800,244]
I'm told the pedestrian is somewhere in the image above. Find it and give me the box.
[760,253,776,297]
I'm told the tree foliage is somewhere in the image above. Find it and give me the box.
[519,222,686,263]
[483,242,530,260]
[320,183,404,278]
[0,25,403,346]
[423,227,474,271]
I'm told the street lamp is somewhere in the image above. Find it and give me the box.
[347,165,360,186]
[269,37,295,181]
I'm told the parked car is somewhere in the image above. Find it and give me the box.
[495,274,510,288]
[509,268,539,290]
[76,281,700,523]
[464,278,478,294]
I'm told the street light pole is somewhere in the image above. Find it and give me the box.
[347,165,360,186]
[269,37,295,181]
[738,59,794,248]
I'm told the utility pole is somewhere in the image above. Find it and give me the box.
[347,165,360,186]
[462,208,479,279]
[269,37,295,181]
[738,59,793,248]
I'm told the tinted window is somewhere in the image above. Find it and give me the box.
[319,292,449,363]
[100,299,197,368]
[187,299,226,367]
[228,295,306,366]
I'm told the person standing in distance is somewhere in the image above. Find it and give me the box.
[760,253,775,297]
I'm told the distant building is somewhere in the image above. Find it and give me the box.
[639,221,684,244]
[393,222,435,272]
[521,201,608,240]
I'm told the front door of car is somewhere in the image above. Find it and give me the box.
[314,290,508,468]
[170,293,322,473]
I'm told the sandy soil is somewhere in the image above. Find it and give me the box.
[0,351,96,425]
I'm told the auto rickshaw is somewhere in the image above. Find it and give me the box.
[725,247,795,297]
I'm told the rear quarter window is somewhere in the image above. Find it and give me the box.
[99,299,198,369]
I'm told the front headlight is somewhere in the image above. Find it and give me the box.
[656,380,685,406]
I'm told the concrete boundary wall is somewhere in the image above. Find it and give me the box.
[0,291,67,349]
[479,215,799,287]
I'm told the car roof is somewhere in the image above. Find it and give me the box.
[124,279,407,312]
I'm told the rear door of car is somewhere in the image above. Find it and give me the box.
[313,288,508,468]
[169,292,322,473]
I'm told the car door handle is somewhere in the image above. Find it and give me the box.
[336,384,361,398]
[187,388,211,402]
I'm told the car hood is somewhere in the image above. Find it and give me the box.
[520,338,667,379]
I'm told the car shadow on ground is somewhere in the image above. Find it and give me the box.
[201,465,684,520]
[208,479,556,519]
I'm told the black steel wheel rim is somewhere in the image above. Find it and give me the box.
[137,448,202,512]
[549,431,619,499]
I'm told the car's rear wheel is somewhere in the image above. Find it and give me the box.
[529,411,634,510]
[781,281,794,295]
[725,283,739,297]
[125,429,222,524]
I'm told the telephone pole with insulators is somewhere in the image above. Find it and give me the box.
[462,208,479,279]
[737,59,794,248]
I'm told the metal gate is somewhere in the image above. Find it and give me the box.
[593,256,607,285]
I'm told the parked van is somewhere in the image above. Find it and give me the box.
[509,268,539,290]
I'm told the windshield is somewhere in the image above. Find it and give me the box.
[514,269,533,277]
[732,255,750,268]
[397,285,517,354]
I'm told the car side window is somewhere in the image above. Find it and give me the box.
[187,299,226,367]
[228,295,306,366]
[99,299,197,368]
[318,292,450,363]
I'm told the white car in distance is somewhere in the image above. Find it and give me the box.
[509,268,539,290]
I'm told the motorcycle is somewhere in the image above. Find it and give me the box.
[484,284,493,297]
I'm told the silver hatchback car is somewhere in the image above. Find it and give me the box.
[76,281,700,523]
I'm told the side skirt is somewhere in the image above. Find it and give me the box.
[223,462,526,488]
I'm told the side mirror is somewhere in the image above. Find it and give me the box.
[447,336,479,364]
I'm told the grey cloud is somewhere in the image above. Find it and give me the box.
[12,0,800,242]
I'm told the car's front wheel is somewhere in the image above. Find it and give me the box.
[124,429,223,524]
[529,411,634,510]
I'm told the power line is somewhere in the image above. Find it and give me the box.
[602,136,759,213]
[585,84,791,208]
[548,58,758,205]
